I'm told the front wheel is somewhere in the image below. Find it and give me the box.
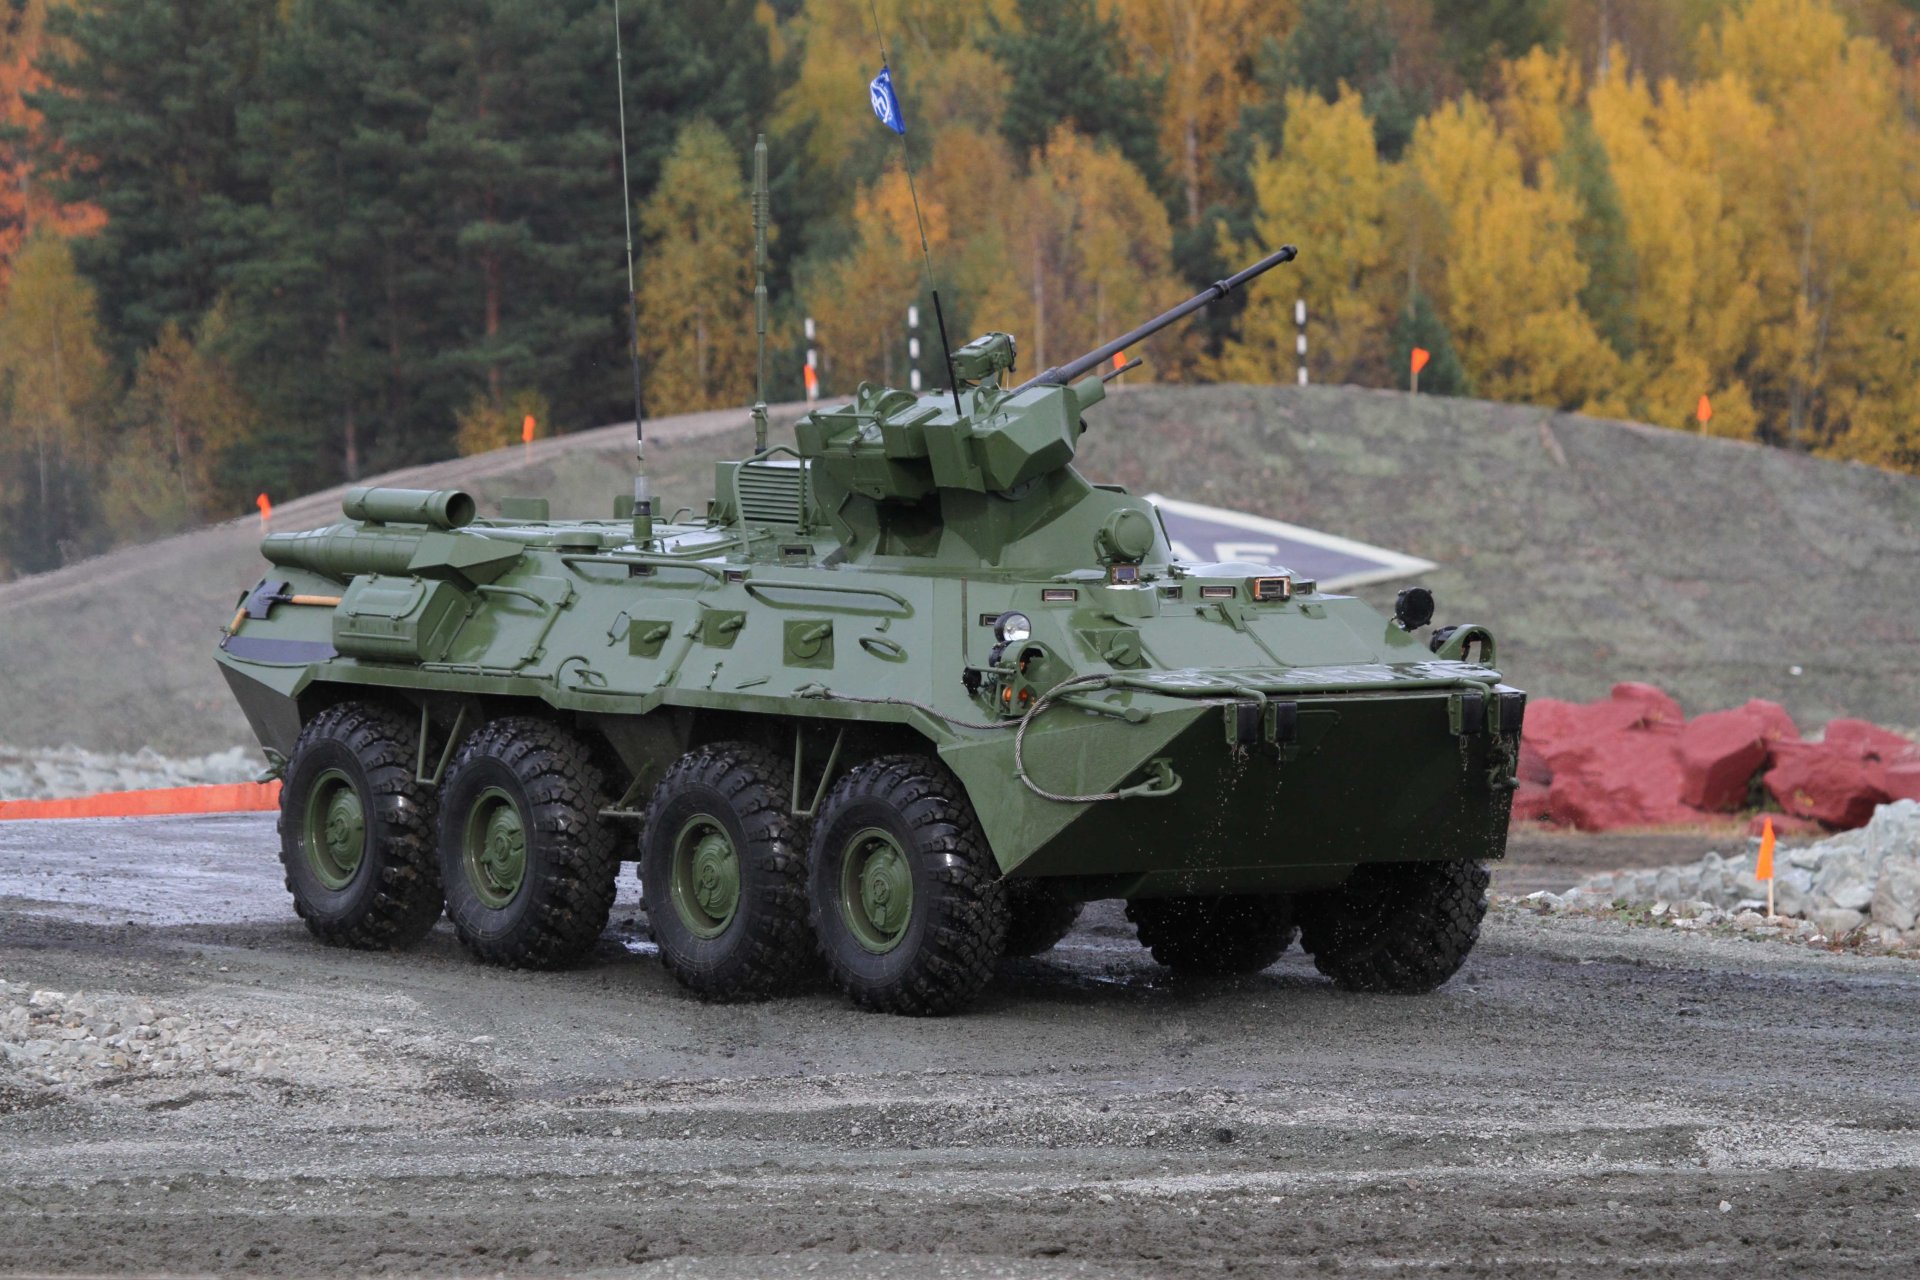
[278,702,443,949]
[1296,859,1489,994]
[437,717,620,969]
[808,755,1006,1016]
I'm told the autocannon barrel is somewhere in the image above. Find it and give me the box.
[340,486,476,530]
[1011,244,1297,393]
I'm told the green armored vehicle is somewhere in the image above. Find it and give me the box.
[217,231,1522,1014]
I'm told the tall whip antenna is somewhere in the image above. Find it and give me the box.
[750,135,770,454]
[866,2,962,415]
[613,0,652,543]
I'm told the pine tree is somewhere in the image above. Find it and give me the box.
[1432,0,1563,88]
[0,0,103,289]
[30,0,278,359]
[988,0,1167,196]
[1388,290,1470,396]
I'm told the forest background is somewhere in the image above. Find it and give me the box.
[2,0,1919,577]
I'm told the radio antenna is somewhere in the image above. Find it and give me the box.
[865,2,962,415]
[750,134,770,453]
[613,0,652,543]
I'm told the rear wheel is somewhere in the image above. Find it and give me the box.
[1001,881,1083,957]
[278,702,442,949]
[438,717,620,968]
[1126,895,1296,975]
[808,755,1006,1016]
[1296,859,1488,994]
[640,742,813,1000]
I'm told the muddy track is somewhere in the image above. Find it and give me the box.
[2,816,1916,1277]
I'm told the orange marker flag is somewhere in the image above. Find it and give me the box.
[803,363,819,400]
[1410,347,1431,376]
[521,414,537,445]
[1696,394,1712,425]
[256,493,272,529]
[1756,816,1777,917]
[1112,351,1126,370]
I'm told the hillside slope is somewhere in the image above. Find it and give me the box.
[2,387,1914,755]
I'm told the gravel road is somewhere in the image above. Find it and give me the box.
[3,815,1917,1278]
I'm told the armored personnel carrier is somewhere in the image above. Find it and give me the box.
[217,223,1522,1015]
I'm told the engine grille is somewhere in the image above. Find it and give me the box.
[735,459,811,526]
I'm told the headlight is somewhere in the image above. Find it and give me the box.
[994,611,1032,644]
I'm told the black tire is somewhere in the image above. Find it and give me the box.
[1125,895,1296,975]
[1296,859,1489,994]
[278,702,443,949]
[640,742,814,1000]
[1001,881,1083,957]
[808,755,1007,1016]
[437,717,620,969]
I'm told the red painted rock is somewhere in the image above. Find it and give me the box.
[1546,732,1701,831]
[1609,682,1685,728]
[1521,698,1586,758]
[1822,718,1919,764]
[1738,699,1799,745]
[1745,811,1822,838]
[1518,738,1552,785]
[1676,709,1770,812]
[1510,780,1552,825]
[1884,761,1920,804]
[1763,740,1892,829]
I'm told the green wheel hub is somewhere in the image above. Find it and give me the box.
[303,767,366,891]
[840,827,914,954]
[461,786,528,909]
[669,817,740,938]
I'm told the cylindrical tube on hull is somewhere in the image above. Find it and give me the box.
[341,487,476,530]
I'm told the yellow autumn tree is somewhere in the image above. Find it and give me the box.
[0,230,110,510]
[454,387,551,458]
[803,166,949,390]
[635,121,756,415]
[965,129,1186,377]
[1404,94,1618,408]
[102,302,263,541]
[1108,0,1297,225]
[1216,85,1392,386]
[1694,0,1920,461]
[765,0,1012,181]
[1495,46,1578,180]
[1585,57,1764,438]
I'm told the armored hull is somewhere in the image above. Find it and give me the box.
[216,248,1523,1014]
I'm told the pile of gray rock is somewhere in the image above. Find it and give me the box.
[1534,800,1920,950]
[1,980,293,1089]
[0,744,257,802]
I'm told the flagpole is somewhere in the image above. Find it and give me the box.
[866,5,963,415]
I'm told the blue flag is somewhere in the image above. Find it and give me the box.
[869,67,906,135]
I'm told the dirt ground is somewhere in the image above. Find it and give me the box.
[3,814,1917,1278]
